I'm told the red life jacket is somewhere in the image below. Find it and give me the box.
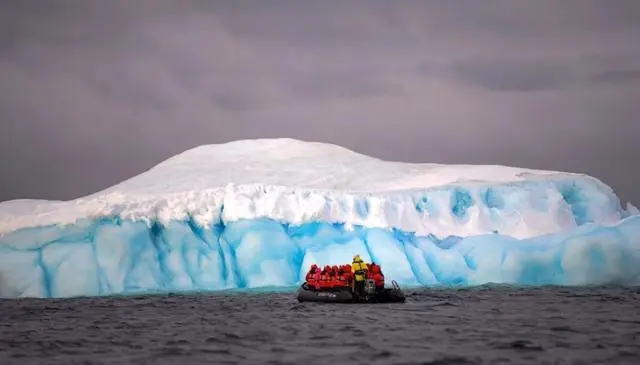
[336,268,346,287]
[373,272,384,288]
[370,264,384,287]
[306,268,317,286]
[328,266,338,287]
[342,265,353,284]
[314,270,321,289]
[319,267,331,288]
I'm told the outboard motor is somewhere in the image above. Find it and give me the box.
[364,279,377,297]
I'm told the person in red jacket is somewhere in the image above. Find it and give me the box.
[369,262,385,290]
[306,264,319,288]
[314,266,322,290]
[327,265,337,287]
[330,265,340,287]
[342,264,353,286]
[319,265,332,289]
[336,265,347,287]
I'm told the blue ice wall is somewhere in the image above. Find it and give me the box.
[1,214,640,298]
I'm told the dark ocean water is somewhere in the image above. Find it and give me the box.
[1,286,639,365]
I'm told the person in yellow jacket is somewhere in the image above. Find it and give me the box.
[351,254,368,296]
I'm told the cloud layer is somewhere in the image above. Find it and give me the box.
[1,1,639,204]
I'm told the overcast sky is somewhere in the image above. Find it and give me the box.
[1,0,639,205]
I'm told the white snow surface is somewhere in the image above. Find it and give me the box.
[0,138,627,238]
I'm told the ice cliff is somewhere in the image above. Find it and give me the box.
[1,138,639,298]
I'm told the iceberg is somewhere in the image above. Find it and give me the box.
[0,138,639,298]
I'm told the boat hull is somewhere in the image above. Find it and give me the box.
[296,282,406,304]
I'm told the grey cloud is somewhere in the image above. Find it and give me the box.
[0,1,639,205]
[210,92,256,112]
[451,59,574,92]
[449,58,640,92]
[588,69,640,85]
[288,69,402,100]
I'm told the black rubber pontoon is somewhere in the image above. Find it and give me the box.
[296,280,406,304]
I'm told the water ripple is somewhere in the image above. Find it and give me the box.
[1,286,639,364]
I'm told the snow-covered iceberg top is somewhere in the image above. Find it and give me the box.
[0,138,633,239]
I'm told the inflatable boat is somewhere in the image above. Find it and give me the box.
[297,279,406,304]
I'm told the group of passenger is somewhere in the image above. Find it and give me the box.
[304,254,385,293]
